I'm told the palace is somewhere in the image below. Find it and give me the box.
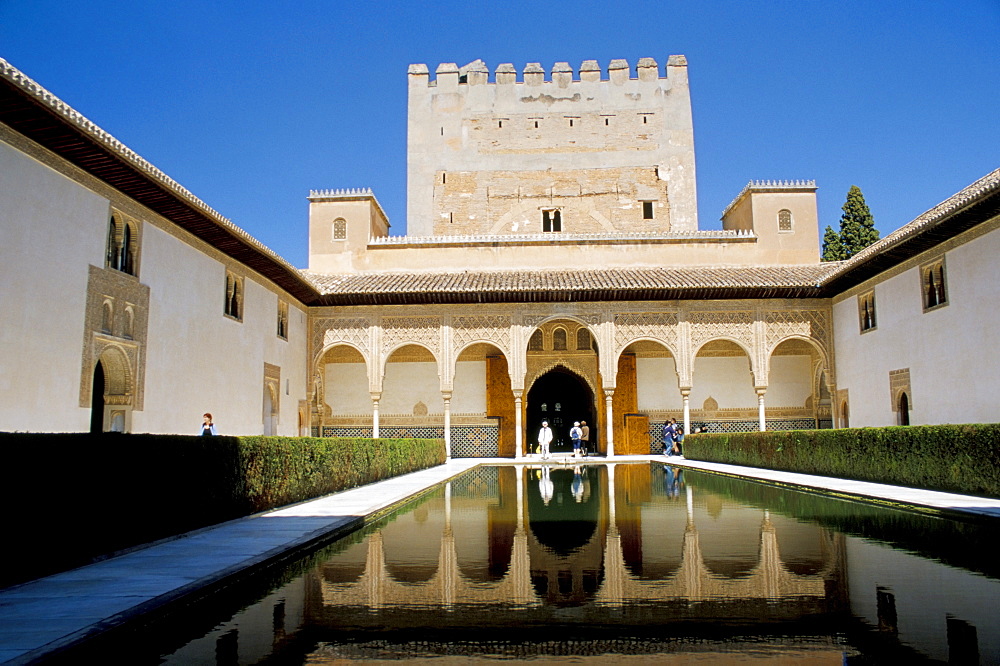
[1,56,997,457]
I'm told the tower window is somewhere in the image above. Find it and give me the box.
[553,328,567,350]
[778,209,793,231]
[642,201,654,220]
[542,209,562,232]
[333,218,347,240]
[106,214,139,276]
[528,330,544,351]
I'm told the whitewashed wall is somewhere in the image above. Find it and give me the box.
[833,224,1000,426]
[0,141,107,431]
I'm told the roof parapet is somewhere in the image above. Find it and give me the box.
[408,56,688,86]
[721,179,818,220]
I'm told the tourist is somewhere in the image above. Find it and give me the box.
[570,421,583,457]
[662,419,676,456]
[538,420,553,459]
[580,420,590,456]
[673,422,684,457]
[571,466,585,502]
[200,413,217,436]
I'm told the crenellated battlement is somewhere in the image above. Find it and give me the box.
[308,187,375,200]
[408,56,688,87]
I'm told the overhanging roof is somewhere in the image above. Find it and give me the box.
[0,58,318,303]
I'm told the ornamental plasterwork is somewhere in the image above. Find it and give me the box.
[614,312,680,355]
[524,356,599,399]
[688,310,754,352]
[451,314,512,356]
[381,316,442,359]
[764,310,830,356]
[317,317,372,359]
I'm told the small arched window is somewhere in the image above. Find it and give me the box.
[922,260,947,310]
[778,209,793,231]
[120,223,135,275]
[124,306,135,339]
[225,272,243,320]
[576,328,592,350]
[101,301,113,334]
[528,330,544,351]
[552,328,567,350]
[106,217,120,269]
[333,218,347,240]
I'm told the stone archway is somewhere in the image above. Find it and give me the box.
[526,367,594,454]
[90,360,105,434]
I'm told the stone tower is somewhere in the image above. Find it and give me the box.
[406,57,699,237]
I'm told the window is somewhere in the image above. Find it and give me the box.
[106,215,138,276]
[576,328,592,350]
[922,259,948,310]
[553,328,567,350]
[778,209,793,232]
[642,201,654,220]
[332,218,347,240]
[225,272,243,320]
[858,291,877,332]
[528,330,544,351]
[542,209,562,232]
[277,301,288,339]
[124,306,134,339]
[101,301,113,334]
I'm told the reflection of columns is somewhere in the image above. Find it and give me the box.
[365,531,387,608]
[442,391,452,459]
[681,388,691,435]
[371,392,381,439]
[513,390,524,458]
[510,466,535,604]
[756,388,767,431]
[604,389,615,457]
[602,464,624,603]
[686,483,693,522]
[758,510,781,599]
[440,482,456,606]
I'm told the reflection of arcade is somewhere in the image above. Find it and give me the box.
[313,464,847,619]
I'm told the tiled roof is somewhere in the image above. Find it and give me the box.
[303,264,841,305]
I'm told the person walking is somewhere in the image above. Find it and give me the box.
[570,421,583,457]
[538,420,553,459]
[662,419,676,456]
[580,420,590,457]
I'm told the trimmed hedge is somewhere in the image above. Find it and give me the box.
[1,433,445,589]
[684,423,1000,498]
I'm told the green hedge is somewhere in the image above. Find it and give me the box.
[684,423,1000,498]
[1,433,445,589]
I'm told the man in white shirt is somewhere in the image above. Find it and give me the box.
[538,420,553,459]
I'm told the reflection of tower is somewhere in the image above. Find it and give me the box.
[526,465,606,604]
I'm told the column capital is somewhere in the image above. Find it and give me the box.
[370,391,382,402]
[603,388,615,399]
[755,387,768,397]
[441,391,453,401]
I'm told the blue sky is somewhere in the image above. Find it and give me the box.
[2,0,997,268]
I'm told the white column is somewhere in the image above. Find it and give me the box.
[604,389,615,457]
[371,392,381,439]
[442,391,452,459]
[756,388,767,432]
[514,391,524,458]
[681,389,691,435]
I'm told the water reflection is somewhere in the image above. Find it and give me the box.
[135,463,999,663]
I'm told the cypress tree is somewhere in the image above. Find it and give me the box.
[821,225,846,261]
[839,185,879,257]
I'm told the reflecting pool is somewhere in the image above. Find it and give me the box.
[71,464,999,663]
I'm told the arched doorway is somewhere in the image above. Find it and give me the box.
[527,367,594,454]
[90,361,106,433]
[898,393,910,426]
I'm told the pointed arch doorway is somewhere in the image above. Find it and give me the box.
[527,367,595,454]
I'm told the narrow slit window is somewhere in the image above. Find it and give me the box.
[642,201,654,220]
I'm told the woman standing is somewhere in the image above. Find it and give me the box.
[200,413,217,436]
